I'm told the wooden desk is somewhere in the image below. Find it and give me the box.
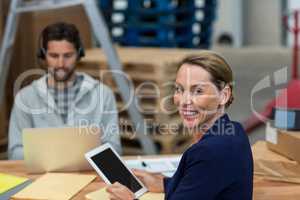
[1,151,300,199]
[0,160,105,200]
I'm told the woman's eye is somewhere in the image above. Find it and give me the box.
[193,89,203,95]
[174,86,183,93]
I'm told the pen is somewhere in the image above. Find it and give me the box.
[138,156,148,168]
[141,161,147,167]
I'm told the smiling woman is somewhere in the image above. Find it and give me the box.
[106,51,253,200]
[174,52,234,139]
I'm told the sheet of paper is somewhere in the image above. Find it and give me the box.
[265,122,278,144]
[86,187,109,199]
[0,180,32,200]
[86,187,164,200]
[12,173,96,200]
[162,171,176,177]
[0,173,28,194]
[125,156,181,177]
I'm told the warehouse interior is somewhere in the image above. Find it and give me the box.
[1,0,300,199]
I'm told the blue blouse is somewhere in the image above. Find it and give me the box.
[164,114,253,200]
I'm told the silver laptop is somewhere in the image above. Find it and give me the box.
[23,127,101,174]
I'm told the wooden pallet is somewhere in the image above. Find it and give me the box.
[78,47,200,69]
[120,120,192,155]
[121,133,192,155]
[77,47,194,85]
[78,47,201,154]
[78,47,199,124]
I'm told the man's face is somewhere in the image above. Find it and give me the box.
[45,40,77,82]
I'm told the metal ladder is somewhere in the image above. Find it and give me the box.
[0,0,156,154]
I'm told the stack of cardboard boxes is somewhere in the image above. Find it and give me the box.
[254,123,300,184]
[267,123,300,165]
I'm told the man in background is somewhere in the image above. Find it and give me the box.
[8,22,122,159]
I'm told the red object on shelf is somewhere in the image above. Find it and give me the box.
[243,10,300,133]
[275,79,300,108]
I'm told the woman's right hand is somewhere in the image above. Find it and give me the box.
[133,169,165,193]
[106,182,135,200]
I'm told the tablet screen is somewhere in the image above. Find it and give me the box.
[91,148,143,193]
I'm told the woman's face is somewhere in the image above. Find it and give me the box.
[173,63,223,129]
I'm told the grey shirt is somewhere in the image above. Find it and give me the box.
[48,75,83,123]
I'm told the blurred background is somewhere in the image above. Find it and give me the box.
[0,0,299,157]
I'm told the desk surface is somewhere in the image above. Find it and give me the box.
[1,147,300,199]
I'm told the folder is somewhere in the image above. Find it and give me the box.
[86,187,164,200]
[12,173,96,200]
[0,173,29,194]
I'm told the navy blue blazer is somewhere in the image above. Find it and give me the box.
[164,114,253,200]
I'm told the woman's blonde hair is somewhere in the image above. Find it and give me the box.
[178,51,234,108]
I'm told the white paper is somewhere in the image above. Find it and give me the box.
[125,156,181,177]
[265,122,278,144]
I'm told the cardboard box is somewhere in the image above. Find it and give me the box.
[253,141,300,184]
[266,123,300,163]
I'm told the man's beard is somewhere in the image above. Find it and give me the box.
[49,67,75,82]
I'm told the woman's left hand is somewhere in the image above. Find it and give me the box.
[106,182,135,200]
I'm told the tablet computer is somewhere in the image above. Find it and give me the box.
[85,143,148,198]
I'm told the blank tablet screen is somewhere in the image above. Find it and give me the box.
[91,148,142,193]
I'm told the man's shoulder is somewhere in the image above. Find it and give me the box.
[15,82,37,99]
[14,76,46,103]
[81,73,114,95]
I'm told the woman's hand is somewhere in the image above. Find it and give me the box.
[105,170,165,199]
[133,169,165,193]
[106,182,135,200]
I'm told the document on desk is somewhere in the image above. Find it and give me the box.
[11,173,96,200]
[125,156,181,177]
[0,173,29,194]
[86,187,164,200]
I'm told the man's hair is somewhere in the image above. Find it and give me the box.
[39,22,84,57]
